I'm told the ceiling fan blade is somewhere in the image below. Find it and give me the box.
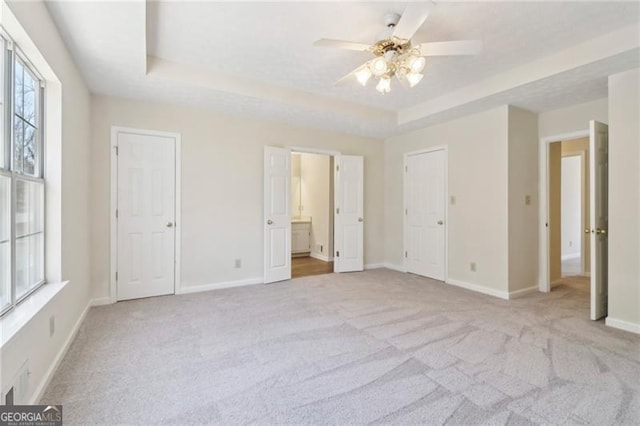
[418,40,483,56]
[333,65,362,86]
[392,2,435,41]
[313,39,371,52]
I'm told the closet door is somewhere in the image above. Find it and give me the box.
[405,149,446,281]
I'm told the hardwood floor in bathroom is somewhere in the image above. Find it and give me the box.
[292,256,334,278]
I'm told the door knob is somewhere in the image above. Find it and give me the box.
[358,217,364,222]
[267,219,273,225]
[596,228,607,235]
[584,228,591,234]
[166,222,174,228]
[437,220,444,225]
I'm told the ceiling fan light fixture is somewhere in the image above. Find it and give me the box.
[376,77,391,94]
[369,57,388,77]
[406,72,424,87]
[354,66,372,86]
[408,56,426,73]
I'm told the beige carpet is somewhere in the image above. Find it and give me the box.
[42,269,640,425]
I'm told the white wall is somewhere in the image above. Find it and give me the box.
[561,156,581,259]
[539,98,608,139]
[608,68,640,332]
[299,153,332,260]
[0,0,91,404]
[385,106,510,294]
[91,95,384,297]
[507,106,539,293]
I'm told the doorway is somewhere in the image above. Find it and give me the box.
[404,147,447,281]
[263,146,364,284]
[291,152,334,278]
[551,139,590,280]
[111,127,181,301]
[539,121,609,320]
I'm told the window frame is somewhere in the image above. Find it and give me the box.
[0,28,46,317]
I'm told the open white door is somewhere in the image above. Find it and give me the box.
[264,146,291,283]
[589,120,608,320]
[405,149,446,280]
[334,155,364,272]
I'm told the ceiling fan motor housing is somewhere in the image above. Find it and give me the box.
[384,12,401,28]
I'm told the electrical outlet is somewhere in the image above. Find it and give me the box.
[235,259,242,268]
[49,316,55,337]
[470,262,477,272]
[450,195,456,205]
[525,195,531,205]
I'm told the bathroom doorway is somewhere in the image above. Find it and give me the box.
[291,152,335,278]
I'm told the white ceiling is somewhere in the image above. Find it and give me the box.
[45,1,640,138]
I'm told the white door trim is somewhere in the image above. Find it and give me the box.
[110,126,182,303]
[403,145,448,283]
[289,146,341,157]
[538,129,588,293]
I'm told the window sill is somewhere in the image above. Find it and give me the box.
[0,281,68,349]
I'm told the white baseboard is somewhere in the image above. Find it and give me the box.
[310,252,333,262]
[447,278,509,300]
[605,317,640,334]
[30,300,91,405]
[90,296,113,306]
[561,253,580,261]
[508,286,539,299]
[383,263,406,273]
[177,277,263,295]
[364,263,384,270]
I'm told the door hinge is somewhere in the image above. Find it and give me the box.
[405,165,408,172]
[115,209,119,218]
[336,208,340,214]
[405,251,408,258]
[336,165,339,172]
[115,146,118,156]
[336,251,340,257]
[405,208,408,215]
[115,271,118,281]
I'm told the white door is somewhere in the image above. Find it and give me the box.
[405,149,446,280]
[334,155,364,272]
[590,121,608,320]
[116,130,176,301]
[264,146,291,283]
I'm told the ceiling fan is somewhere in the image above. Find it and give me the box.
[313,3,482,94]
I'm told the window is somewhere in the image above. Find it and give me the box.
[0,33,45,316]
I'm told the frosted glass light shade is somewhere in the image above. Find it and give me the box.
[406,72,423,87]
[354,67,372,86]
[376,77,391,94]
[408,56,426,73]
[369,57,388,77]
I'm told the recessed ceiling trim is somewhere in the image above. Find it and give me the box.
[146,55,396,126]
[399,24,640,125]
